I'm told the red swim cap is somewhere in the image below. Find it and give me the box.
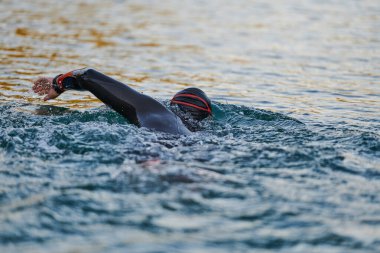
[171,87,212,120]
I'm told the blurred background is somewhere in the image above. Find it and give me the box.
[1,0,378,124]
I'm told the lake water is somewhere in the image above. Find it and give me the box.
[1,0,379,252]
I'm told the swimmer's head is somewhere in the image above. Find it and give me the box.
[171,87,212,120]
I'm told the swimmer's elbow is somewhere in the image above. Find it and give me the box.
[83,68,96,76]
[72,67,96,77]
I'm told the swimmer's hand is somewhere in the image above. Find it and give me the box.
[32,77,60,101]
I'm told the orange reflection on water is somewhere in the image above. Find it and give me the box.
[0,0,378,124]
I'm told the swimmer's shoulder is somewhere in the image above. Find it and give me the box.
[139,111,191,135]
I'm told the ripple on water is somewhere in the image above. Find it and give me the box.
[1,0,380,252]
[0,102,379,252]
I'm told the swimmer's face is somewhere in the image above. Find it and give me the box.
[170,87,212,121]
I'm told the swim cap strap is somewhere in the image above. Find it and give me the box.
[171,93,211,114]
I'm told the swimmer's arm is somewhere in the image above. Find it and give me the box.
[33,68,93,101]
[33,68,141,101]
[32,77,60,101]
[32,68,158,126]
[32,77,83,101]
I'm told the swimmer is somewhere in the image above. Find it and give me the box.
[32,68,212,135]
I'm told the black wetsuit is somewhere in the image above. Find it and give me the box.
[62,68,191,135]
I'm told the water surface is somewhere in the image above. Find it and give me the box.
[1,0,379,252]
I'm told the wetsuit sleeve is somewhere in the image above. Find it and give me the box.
[63,68,168,127]
[55,68,191,135]
[61,77,84,91]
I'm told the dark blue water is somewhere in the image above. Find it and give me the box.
[1,101,379,252]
